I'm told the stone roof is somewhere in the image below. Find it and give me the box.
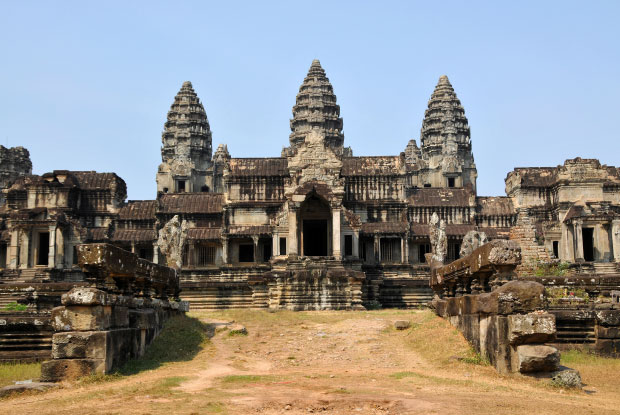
[118,200,157,220]
[420,75,471,151]
[411,223,475,237]
[408,188,474,207]
[228,158,289,177]
[506,167,557,188]
[227,225,272,236]
[158,193,223,214]
[361,222,408,234]
[88,227,109,241]
[187,228,221,240]
[112,229,157,242]
[476,197,514,216]
[289,59,344,151]
[70,171,126,192]
[341,157,403,176]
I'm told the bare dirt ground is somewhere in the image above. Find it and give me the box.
[2,309,619,414]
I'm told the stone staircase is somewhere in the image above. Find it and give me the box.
[593,262,618,275]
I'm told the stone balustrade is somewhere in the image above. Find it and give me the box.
[430,240,521,297]
[40,243,187,382]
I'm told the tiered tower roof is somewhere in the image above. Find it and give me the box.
[420,75,471,155]
[161,81,212,165]
[289,60,344,152]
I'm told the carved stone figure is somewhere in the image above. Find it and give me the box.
[157,215,189,270]
[429,212,447,264]
[460,230,489,257]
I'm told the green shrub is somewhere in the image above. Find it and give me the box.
[2,302,28,312]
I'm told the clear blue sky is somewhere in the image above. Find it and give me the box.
[2,1,619,200]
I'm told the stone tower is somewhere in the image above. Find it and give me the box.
[419,75,476,190]
[284,60,351,157]
[0,145,32,205]
[156,81,213,194]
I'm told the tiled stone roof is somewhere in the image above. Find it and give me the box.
[118,201,157,220]
[341,157,403,176]
[187,228,222,240]
[228,158,288,177]
[112,229,157,242]
[158,193,223,214]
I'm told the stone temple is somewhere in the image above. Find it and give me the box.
[2,59,620,312]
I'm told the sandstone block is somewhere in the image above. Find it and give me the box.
[52,331,108,359]
[51,305,111,331]
[508,313,556,345]
[41,358,105,382]
[595,325,620,339]
[593,339,620,356]
[478,281,546,315]
[394,320,411,330]
[595,310,620,326]
[129,309,157,329]
[514,344,559,373]
[61,287,113,306]
[112,306,129,328]
[551,368,582,388]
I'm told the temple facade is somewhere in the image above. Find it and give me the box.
[1,60,619,310]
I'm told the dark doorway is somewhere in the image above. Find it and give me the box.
[37,232,49,266]
[552,241,559,259]
[303,220,328,256]
[583,228,594,261]
[263,241,272,262]
[239,244,254,262]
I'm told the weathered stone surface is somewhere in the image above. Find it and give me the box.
[514,344,560,373]
[595,325,620,339]
[40,358,106,382]
[429,212,447,264]
[157,215,188,270]
[478,281,546,315]
[394,320,411,330]
[51,305,112,331]
[594,310,620,326]
[52,331,107,359]
[551,368,582,388]
[228,324,247,335]
[0,381,57,398]
[508,313,556,345]
[61,287,111,306]
[460,230,488,258]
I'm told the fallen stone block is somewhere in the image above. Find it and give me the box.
[478,281,546,315]
[394,320,411,330]
[0,382,58,398]
[508,313,556,345]
[514,344,560,373]
[41,358,106,382]
[551,367,582,388]
[51,305,112,331]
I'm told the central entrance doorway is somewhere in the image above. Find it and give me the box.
[582,227,594,261]
[300,193,331,256]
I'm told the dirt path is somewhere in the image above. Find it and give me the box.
[2,309,620,415]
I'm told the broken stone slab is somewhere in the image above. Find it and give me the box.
[477,281,546,315]
[0,382,58,398]
[508,312,556,345]
[228,324,248,335]
[514,344,560,373]
[40,358,106,382]
[594,310,620,326]
[550,367,582,388]
[51,305,112,332]
[61,287,113,306]
[394,320,411,330]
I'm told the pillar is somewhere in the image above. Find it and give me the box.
[374,235,380,263]
[252,236,259,263]
[48,226,56,268]
[352,231,360,258]
[594,223,611,261]
[273,233,278,256]
[8,229,19,269]
[574,220,584,262]
[221,237,229,264]
[612,220,620,263]
[55,227,65,269]
[152,242,159,264]
[288,208,298,258]
[402,236,409,264]
[19,229,29,269]
[131,242,136,254]
[332,208,341,260]
[561,222,574,262]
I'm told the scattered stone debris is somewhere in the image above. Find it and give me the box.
[393,320,411,330]
[228,324,248,336]
[551,367,583,388]
[0,381,58,398]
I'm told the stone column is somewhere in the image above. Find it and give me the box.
[19,229,30,269]
[402,236,409,264]
[332,208,341,260]
[574,220,584,262]
[288,208,298,258]
[352,231,360,258]
[561,223,574,262]
[273,233,278,256]
[612,220,620,263]
[131,242,136,254]
[374,235,380,263]
[594,223,611,261]
[48,226,56,268]
[152,242,159,264]
[55,227,65,269]
[252,236,259,263]
[8,229,19,269]
[221,237,229,264]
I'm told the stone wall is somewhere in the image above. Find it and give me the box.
[40,244,187,382]
[431,241,570,376]
[509,212,550,275]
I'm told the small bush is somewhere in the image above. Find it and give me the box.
[2,302,28,312]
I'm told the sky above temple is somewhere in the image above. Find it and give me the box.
[1,1,619,200]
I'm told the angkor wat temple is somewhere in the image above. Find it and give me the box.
[2,60,620,311]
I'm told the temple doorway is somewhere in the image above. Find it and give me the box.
[583,227,594,261]
[300,194,331,256]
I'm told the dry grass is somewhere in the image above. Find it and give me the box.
[0,362,41,387]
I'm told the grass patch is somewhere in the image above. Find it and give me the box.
[1,302,28,312]
[390,371,421,380]
[117,314,209,376]
[221,374,275,384]
[0,362,41,387]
